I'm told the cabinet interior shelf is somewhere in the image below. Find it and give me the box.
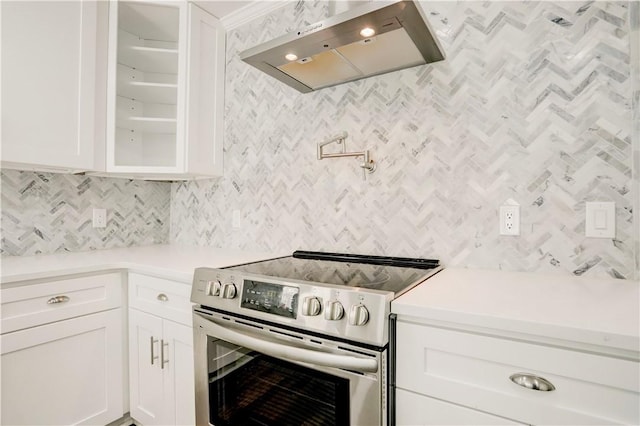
[129,116,177,123]
[129,81,178,96]
[129,82,177,89]
[116,63,177,104]
[118,117,176,134]
[119,47,178,74]
[118,29,179,73]
[130,45,178,55]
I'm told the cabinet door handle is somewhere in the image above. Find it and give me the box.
[160,339,169,369]
[509,373,556,391]
[150,337,159,365]
[157,293,169,302]
[47,295,70,304]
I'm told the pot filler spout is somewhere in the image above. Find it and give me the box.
[239,0,446,93]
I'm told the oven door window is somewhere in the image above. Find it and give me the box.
[208,337,350,426]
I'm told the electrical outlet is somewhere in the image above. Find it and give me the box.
[500,204,520,236]
[92,208,107,228]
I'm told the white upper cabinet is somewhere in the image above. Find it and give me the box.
[185,4,225,176]
[106,0,225,179]
[1,1,99,171]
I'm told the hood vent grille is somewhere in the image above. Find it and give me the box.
[239,1,445,93]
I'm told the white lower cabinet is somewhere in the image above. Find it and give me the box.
[0,273,124,425]
[128,274,195,425]
[395,319,640,425]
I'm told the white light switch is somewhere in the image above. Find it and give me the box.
[585,202,615,238]
[594,210,607,229]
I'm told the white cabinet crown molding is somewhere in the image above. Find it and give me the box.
[219,0,289,30]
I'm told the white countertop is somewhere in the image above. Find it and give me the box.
[3,248,639,353]
[392,268,640,353]
[0,244,286,284]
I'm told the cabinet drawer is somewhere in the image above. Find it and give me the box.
[128,273,192,326]
[1,272,122,333]
[396,388,522,425]
[396,321,640,425]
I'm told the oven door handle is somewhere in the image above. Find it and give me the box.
[201,317,379,373]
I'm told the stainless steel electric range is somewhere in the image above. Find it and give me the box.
[191,251,442,426]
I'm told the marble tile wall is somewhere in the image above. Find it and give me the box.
[631,1,640,278]
[170,0,638,279]
[1,170,170,256]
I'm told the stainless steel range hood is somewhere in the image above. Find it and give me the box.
[239,0,445,93]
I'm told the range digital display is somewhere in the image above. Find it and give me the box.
[241,280,299,319]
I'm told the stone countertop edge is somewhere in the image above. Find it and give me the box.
[392,268,640,354]
[0,244,289,285]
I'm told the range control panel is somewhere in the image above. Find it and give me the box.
[241,279,299,319]
[191,267,397,347]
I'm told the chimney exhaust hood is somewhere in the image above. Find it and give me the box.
[239,0,445,93]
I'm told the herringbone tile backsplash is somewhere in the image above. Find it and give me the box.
[1,1,637,279]
[171,0,639,279]
[1,170,169,256]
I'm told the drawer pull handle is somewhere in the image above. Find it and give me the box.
[157,293,169,302]
[509,373,556,392]
[47,295,70,305]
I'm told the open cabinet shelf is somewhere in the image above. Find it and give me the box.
[118,29,179,73]
[116,95,177,134]
[109,1,181,170]
[106,0,225,178]
[116,64,178,104]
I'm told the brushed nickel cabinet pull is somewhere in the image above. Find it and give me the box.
[160,339,169,369]
[509,373,556,391]
[47,295,70,305]
[157,293,169,302]
[150,337,159,365]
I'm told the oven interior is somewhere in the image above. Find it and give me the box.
[207,338,350,426]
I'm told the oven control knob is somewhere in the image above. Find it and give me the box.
[221,283,237,299]
[206,280,222,296]
[349,304,370,326]
[324,300,344,321]
[301,297,322,316]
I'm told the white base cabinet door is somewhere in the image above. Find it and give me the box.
[164,319,196,426]
[0,309,124,425]
[129,309,195,425]
[129,309,165,425]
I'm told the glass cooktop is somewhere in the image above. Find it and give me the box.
[226,251,441,296]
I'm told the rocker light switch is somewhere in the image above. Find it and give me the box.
[585,202,615,238]
[594,210,607,229]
